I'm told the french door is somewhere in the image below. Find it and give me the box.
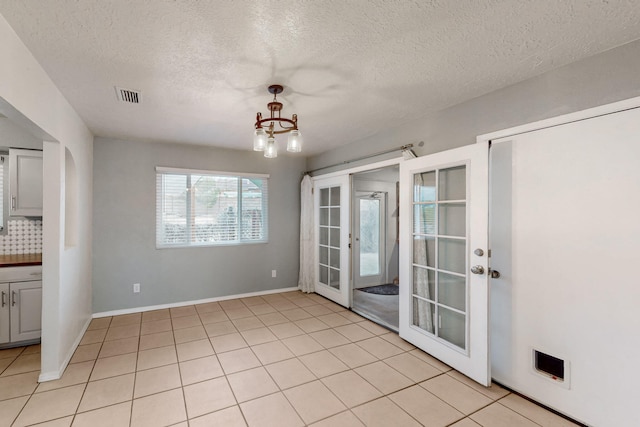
[313,175,351,307]
[399,142,490,385]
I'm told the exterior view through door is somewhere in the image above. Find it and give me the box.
[351,165,400,331]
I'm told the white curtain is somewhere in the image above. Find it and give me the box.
[298,174,315,293]
[414,172,434,332]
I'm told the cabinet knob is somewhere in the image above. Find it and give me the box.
[11,291,16,307]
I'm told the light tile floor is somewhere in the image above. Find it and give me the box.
[0,291,580,426]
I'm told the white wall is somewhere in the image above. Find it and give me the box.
[0,14,93,380]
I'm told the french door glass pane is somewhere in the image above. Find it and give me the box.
[319,185,342,291]
[319,228,328,245]
[438,166,466,200]
[413,236,435,267]
[360,198,380,276]
[320,208,329,226]
[414,171,436,202]
[438,307,466,349]
[319,266,328,285]
[438,272,466,312]
[330,248,340,269]
[319,246,328,265]
[329,228,340,247]
[438,203,465,236]
[320,188,329,206]
[438,238,465,274]
[412,298,435,334]
[414,204,436,234]
[329,268,340,289]
[412,164,468,350]
[330,208,340,226]
[330,187,340,205]
[413,267,435,300]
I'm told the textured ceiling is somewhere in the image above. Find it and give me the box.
[1,0,639,155]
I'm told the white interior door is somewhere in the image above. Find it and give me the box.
[399,142,490,385]
[314,175,351,307]
[488,107,640,427]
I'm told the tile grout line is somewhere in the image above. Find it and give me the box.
[2,291,570,427]
[171,312,189,427]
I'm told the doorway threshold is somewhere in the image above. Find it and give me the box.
[351,307,398,333]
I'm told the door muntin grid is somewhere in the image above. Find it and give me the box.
[319,186,341,289]
[412,165,468,351]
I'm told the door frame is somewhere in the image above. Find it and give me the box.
[353,191,387,289]
[476,96,640,145]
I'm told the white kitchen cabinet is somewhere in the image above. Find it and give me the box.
[9,280,42,342]
[0,283,9,344]
[9,148,43,217]
[0,266,42,345]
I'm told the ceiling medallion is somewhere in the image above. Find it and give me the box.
[253,84,302,158]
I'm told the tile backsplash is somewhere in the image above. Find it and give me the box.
[0,219,43,255]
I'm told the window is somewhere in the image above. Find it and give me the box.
[156,167,268,247]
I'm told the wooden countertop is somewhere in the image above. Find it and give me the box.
[0,253,42,267]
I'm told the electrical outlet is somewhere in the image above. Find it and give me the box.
[133,283,140,293]
[272,270,277,278]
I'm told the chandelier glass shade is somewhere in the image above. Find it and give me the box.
[253,85,302,157]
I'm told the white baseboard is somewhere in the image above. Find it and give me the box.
[39,316,92,383]
[92,287,300,318]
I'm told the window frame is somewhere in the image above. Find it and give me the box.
[155,166,269,248]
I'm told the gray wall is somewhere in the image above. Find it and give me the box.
[93,137,305,313]
[308,39,640,172]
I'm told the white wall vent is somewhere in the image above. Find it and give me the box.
[115,87,142,104]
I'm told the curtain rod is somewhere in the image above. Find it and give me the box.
[304,144,414,175]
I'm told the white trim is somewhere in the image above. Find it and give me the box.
[311,157,402,180]
[477,95,640,144]
[39,316,92,382]
[92,287,299,318]
[155,166,269,179]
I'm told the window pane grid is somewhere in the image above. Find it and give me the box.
[156,171,268,247]
[318,186,341,289]
[411,166,468,350]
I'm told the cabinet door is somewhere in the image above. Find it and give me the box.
[9,148,43,217]
[10,280,42,342]
[0,283,9,344]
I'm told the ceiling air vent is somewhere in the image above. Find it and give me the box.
[115,86,142,104]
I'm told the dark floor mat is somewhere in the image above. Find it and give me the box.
[356,284,399,295]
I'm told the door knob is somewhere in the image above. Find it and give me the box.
[470,265,485,275]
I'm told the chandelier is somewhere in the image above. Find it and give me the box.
[253,84,302,158]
